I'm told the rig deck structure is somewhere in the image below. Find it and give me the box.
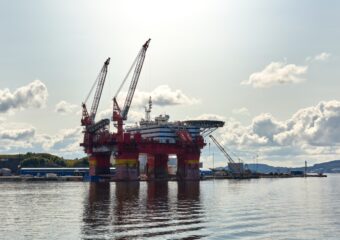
[80,39,224,181]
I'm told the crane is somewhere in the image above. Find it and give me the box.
[112,39,151,135]
[209,134,244,176]
[81,57,110,126]
[209,135,236,164]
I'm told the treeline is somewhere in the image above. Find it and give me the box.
[0,152,89,168]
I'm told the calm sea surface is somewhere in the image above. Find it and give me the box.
[1,175,340,240]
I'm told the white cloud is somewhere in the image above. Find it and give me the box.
[2,100,339,162]
[242,62,308,88]
[97,108,112,120]
[41,127,83,151]
[117,85,199,108]
[0,119,83,157]
[0,122,36,151]
[148,85,199,106]
[314,52,331,61]
[0,127,35,140]
[0,121,35,142]
[0,80,48,113]
[232,107,250,116]
[31,128,82,154]
[126,110,145,124]
[274,100,340,146]
[306,52,331,62]
[220,117,268,146]
[252,113,286,143]
[55,100,79,115]
[100,85,199,123]
[212,100,340,163]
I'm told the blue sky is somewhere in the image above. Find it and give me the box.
[0,0,340,167]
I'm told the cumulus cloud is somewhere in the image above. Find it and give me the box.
[251,114,286,143]
[0,122,36,151]
[117,85,199,108]
[2,100,339,162]
[274,100,340,146]
[217,100,340,162]
[148,85,199,106]
[97,108,112,120]
[306,52,331,62]
[42,127,83,151]
[105,85,199,122]
[0,80,48,113]
[242,62,308,88]
[0,127,35,140]
[127,110,145,124]
[0,121,36,141]
[99,84,197,122]
[0,119,83,156]
[55,100,79,115]
[314,52,331,61]
[220,118,268,146]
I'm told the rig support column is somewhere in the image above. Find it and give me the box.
[88,153,111,182]
[114,151,139,181]
[146,154,168,180]
[177,150,201,180]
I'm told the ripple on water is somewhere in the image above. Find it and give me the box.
[1,176,340,239]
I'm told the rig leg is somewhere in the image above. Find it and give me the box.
[114,151,139,181]
[146,154,168,180]
[177,151,201,180]
[88,153,111,182]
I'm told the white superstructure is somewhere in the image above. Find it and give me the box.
[126,113,200,144]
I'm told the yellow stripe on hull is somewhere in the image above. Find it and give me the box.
[186,160,199,164]
[115,159,138,167]
[89,158,97,167]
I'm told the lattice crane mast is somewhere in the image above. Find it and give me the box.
[81,57,110,126]
[209,135,236,164]
[113,39,151,135]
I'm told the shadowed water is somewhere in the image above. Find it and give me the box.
[1,175,340,239]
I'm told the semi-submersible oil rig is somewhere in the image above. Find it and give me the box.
[80,39,224,181]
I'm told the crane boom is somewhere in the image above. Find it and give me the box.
[209,135,235,164]
[89,57,110,122]
[115,39,150,120]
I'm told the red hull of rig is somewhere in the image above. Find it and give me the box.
[80,39,223,182]
[81,129,212,181]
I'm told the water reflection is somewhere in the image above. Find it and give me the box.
[176,182,206,239]
[114,181,140,225]
[2,177,340,239]
[82,182,111,239]
[82,181,205,239]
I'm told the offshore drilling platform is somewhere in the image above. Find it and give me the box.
[80,39,224,182]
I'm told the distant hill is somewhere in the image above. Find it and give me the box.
[0,153,88,173]
[246,160,340,174]
[1,152,339,174]
[246,164,290,174]
[310,160,340,173]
